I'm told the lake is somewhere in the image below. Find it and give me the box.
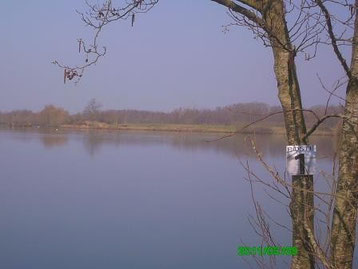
[0,129,337,268]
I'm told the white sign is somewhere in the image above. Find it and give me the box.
[286,145,316,175]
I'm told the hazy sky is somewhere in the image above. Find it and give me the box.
[0,0,345,113]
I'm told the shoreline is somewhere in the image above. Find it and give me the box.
[1,123,334,137]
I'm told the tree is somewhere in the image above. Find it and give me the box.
[83,98,102,121]
[5,110,36,127]
[39,105,69,127]
[313,1,358,267]
[55,0,358,268]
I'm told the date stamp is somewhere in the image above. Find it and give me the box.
[237,246,298,256]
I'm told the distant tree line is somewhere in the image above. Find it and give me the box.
[0,105,69,128]
[0,99,342,131]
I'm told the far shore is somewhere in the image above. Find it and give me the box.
[57,122,335,136]
[1,122,336,136]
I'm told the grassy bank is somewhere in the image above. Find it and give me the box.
[59,122,334,136]
[62,122,240,133]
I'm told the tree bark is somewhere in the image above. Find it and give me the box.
[330,5,358,267]
[330,84,358,269]
[291,175,315,269]
[272,46,315,269]
[267,2,314,268]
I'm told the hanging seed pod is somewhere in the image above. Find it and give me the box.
[78,40,82,53]
[131,13,135,27]
[64,69,67,84]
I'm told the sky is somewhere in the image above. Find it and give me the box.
[0,0,346,113]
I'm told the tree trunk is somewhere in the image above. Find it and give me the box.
[330,5,358,267]
[272,46,315,269]
[330,84,358,268]
[211,1,315,267]
[267,2,314,268]
[291,175,315,269]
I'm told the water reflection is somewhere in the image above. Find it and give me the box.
[0,128,338,269]
[41,135,68,148]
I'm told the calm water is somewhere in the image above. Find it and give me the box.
[0,129,337,268]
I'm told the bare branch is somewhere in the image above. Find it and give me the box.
[315,0,352,78]
[303,114,342,141]
[53,0,158,83]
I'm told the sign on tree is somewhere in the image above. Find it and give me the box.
[286,145,316,175]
